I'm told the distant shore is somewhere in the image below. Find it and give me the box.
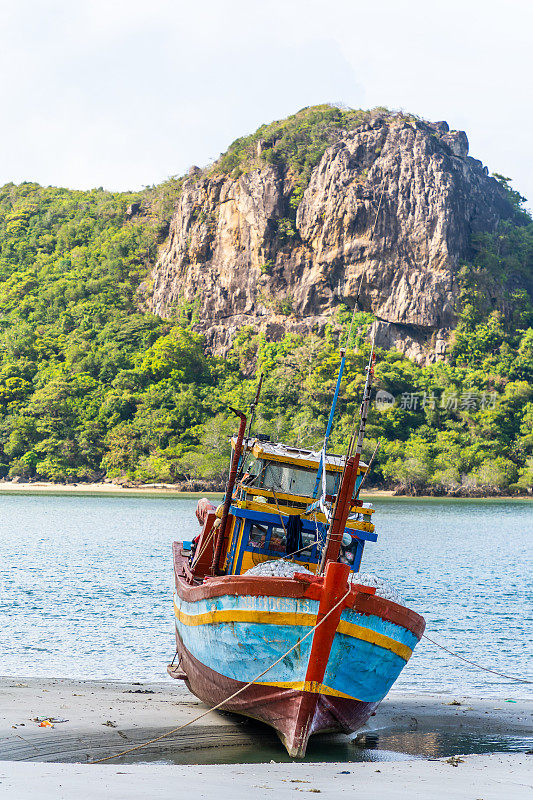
[0,480,395,497]
[0,481,530,500]
[0,481,225,496]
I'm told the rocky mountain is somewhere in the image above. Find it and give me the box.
[148,107,516,363]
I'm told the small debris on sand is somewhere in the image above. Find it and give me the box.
[446,756,465,766]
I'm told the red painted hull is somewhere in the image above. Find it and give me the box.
[171,547,425,757]
[175,630,378,757]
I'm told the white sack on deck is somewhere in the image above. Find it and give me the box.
[245,561,314,578]
[350,572,404,604]
[245,561,403,605]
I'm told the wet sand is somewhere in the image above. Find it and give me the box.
[0,677,531,797]
[1,677,531,761]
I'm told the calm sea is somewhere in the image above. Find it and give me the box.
[0,494,531,697]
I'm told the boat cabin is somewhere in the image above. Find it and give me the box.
[185,438,377,582]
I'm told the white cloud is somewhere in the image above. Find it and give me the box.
[1,0,531,201]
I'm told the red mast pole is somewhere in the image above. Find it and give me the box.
[319,458,357,569]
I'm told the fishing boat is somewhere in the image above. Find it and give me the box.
[168,342,425,757]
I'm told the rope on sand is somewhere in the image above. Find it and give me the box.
[90,604,530,764]
[89,587,352,764]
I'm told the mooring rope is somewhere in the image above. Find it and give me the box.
[422,633,532,683]
[89,587,352,764]
[271,489,288,538]
[89,597,530,764]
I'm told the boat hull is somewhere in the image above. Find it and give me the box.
[171,554,425,757]
[175,631,379,756]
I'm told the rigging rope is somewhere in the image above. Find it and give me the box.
[353,183,386,310]
[271,489,288,538]
[190,522,217,568]
[89,587,352,764]
[369,184,385,241]
[422,633,532,684]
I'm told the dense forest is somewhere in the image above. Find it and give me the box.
[0,115,531,495]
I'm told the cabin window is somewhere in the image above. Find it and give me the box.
[247,522,319,560]
[244,459,263,479]
[261,461,340,497]
[248,523,285,553]
[248,523,269,549]
[269,528,286,553]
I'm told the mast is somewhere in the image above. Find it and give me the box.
[210,408,247,575]
[318,338,376,573]
[312,305,359,499]
[247,372,263,439]
[312,348,346,498]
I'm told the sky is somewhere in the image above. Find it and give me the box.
[1,0,532,203]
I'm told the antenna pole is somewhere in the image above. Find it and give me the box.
[247,372,263,439]
[211,408,247,575]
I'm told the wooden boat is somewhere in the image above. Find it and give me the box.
[168,350,425,757]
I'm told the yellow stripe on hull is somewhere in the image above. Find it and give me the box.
[174,604,317,629]
[254,680,360,700]
[173,603,412,661]
[337,620,412,662]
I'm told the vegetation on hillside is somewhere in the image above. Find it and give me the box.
[215,105,369,199]
[0,112,531,495]
[212,105,417,231]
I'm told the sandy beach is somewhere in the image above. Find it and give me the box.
[0,481,397,496]
[0,677,531,798]
[0,754,530,800]
[0,481,226,496]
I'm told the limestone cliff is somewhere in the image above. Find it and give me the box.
[148,108,515,362]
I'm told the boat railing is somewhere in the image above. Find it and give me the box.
[237,484,375,518]
[235,492,376,536]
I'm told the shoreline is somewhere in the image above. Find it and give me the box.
[0,678,531,799]
[1,677,530,763]
[0,481,225,496]
[0,481,530,500]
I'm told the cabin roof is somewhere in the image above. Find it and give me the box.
[232,437,368,473]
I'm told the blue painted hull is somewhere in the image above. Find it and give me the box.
[172,579,424,755]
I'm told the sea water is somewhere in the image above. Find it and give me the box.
[0,493,531,698]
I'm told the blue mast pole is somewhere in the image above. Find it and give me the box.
[312,300,361,500]
[313,190,382,502]
[312,347,346,497]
